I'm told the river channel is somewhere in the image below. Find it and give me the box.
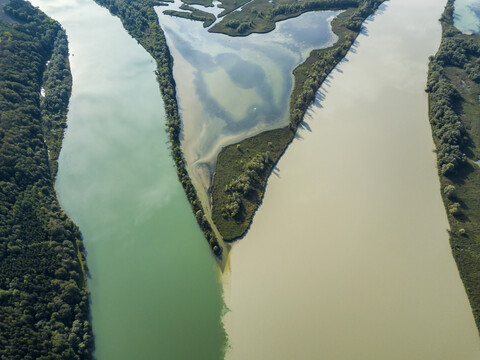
[223,0,480,358]
[29,0,227,358]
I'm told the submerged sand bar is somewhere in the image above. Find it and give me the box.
[156,3,340,193]
[223,0,480,358]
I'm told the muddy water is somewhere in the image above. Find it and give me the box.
[223,0,480,358]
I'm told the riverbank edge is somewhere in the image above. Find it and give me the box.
[212,1,386,241]
[93,0,225,260]
[427,0,480,333]
[0,0,92,357]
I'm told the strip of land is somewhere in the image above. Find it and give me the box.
[0,0,92,357]
[163,4,216,27]
[209,0,360,35]
[427,0,480,332]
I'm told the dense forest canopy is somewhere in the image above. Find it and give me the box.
[0,0,92,358]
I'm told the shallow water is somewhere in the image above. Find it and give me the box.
[454,0,480,33]
[156,4,340,193]
[223,0,480,358]
[30,0,227,358]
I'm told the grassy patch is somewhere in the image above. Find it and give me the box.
[438,159,480,331]
[439,67,480,329]
[290,8,356,129]
[444,66,480,157]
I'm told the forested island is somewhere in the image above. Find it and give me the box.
[94,0,384,255]
[0,0,92,358]
[427,0,480,332]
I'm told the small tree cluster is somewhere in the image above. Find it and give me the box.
[427,69,468,175]
[222,152,271,219]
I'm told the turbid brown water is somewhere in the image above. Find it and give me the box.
[223,0,480,358]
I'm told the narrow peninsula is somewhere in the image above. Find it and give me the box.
[0,0,92,358]
[94,0,385,259]
[427,0,480,333]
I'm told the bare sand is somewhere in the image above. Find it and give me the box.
[222,0,480,358]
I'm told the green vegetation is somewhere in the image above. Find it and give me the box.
[94,0,223,258]
[212,0,384,240]
[0,0,16,22]
[427,0,480,332]
[210,0,361,36]
[0,0,92,358]
[181,0,213,7]
[164,4,216,27]
[212,128,291,239]
[290,7,364,130]
[40,25,72,179]
[216,0,251,17]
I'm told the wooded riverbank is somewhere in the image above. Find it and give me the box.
[0,1,92,357]
[427,0,480,332]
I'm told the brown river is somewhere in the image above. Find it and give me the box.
[223,0,480,358]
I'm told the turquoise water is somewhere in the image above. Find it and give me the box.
[29,0,227,358]
[454,0,480,33]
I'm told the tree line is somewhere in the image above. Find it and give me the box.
[0,0,92,358]
[94,0,223,257]
[290,0,384,131]
[426,1,480,176]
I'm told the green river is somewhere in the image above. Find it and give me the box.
[30,0,227,358]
